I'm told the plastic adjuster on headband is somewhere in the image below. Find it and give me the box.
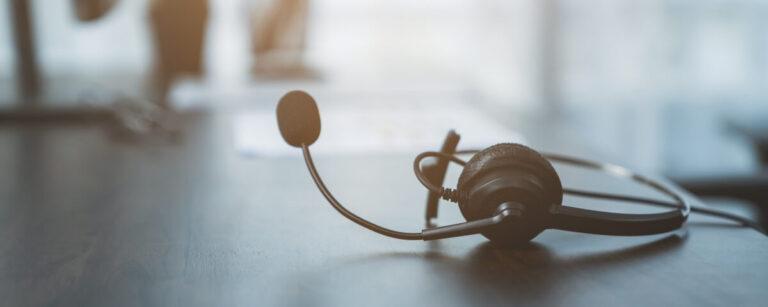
[422,130,460,227]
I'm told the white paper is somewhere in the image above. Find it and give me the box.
[234,104,526,157]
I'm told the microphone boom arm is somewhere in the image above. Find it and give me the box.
[302,144,425,240]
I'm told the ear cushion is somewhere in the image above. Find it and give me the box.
[457,143,563,207]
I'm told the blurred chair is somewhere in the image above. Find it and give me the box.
[3,0,128,123]
[2,0,207,135]
[249,0,313,78]
[72,0,119,22]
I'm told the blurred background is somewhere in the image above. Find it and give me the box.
[1,0,767,224]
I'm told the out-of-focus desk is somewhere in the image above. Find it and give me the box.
[1,109,767,307]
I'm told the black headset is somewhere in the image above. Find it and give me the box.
[275,90,763,246]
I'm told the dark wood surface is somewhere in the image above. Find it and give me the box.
[1,111,767,307]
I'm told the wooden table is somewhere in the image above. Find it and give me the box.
[1,111,766,307]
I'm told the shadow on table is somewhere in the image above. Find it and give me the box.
[285,232,688,306]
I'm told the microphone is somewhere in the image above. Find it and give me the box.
[276,90,321,147]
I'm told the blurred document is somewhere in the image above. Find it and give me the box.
[234,104,526,157]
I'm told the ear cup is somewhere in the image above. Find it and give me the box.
[458,143,563,198]
[457,143,563,245]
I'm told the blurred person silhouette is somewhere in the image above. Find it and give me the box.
[149,0,209,108]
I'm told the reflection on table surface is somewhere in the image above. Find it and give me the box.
[1,110,766,306]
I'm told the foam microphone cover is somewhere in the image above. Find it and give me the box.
[276,90,321,147]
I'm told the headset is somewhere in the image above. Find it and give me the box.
[275,90,765,246]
